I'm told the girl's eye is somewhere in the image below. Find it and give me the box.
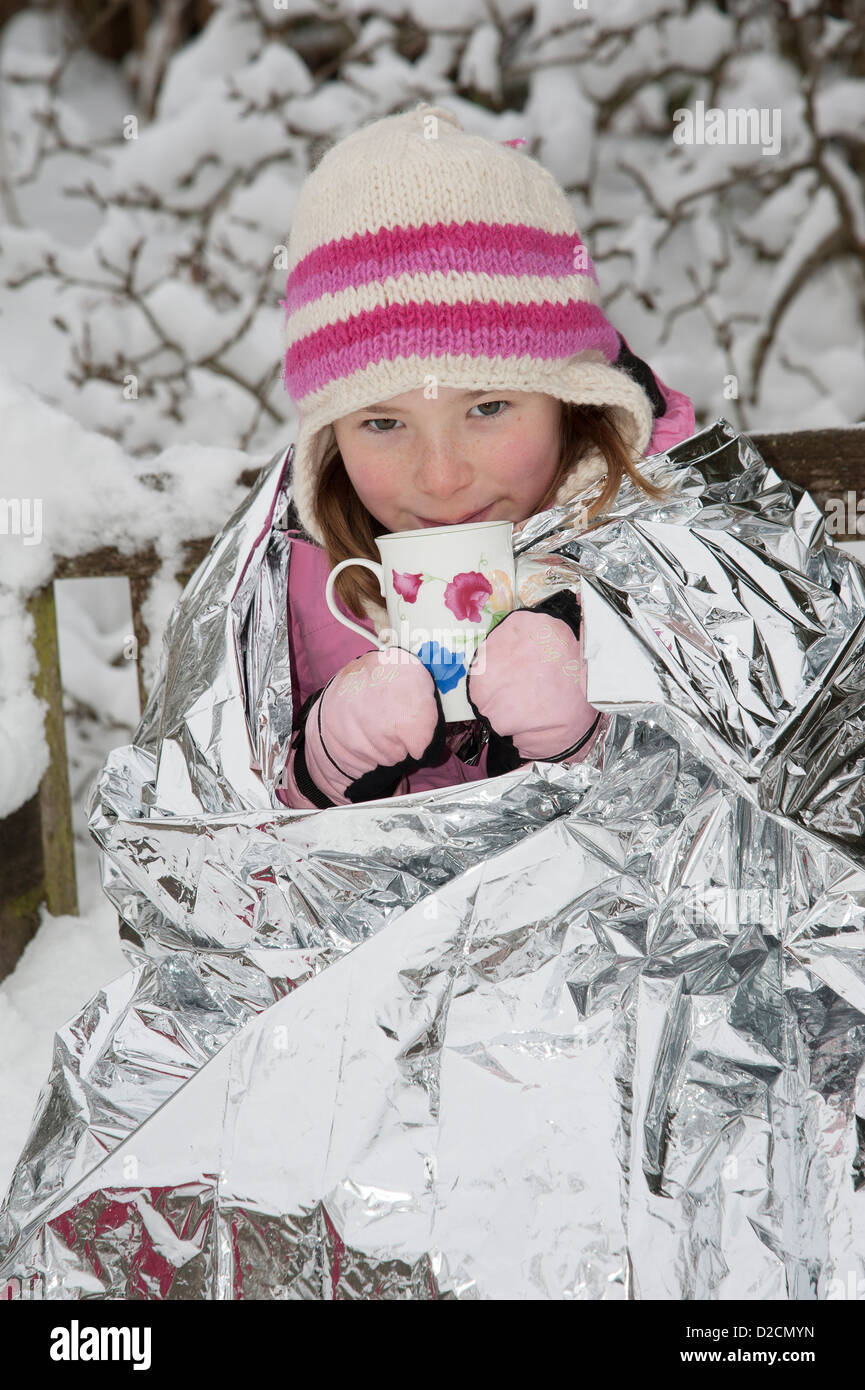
[361,400,510,431]
[362,417,401,433]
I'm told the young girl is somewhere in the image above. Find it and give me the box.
[275,103,695,811]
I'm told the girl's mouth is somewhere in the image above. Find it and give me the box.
[415,503,495,528]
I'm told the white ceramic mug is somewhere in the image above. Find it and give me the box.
[325,520,517,721]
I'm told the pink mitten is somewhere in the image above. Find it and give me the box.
[278,648,445,809]
[466,590,603,775]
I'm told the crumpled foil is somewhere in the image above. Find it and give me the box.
[2,419,865,1300]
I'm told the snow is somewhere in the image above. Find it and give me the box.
[228,42,314,101]
[814,79,865,138]
[738,171,819,257]
[764,187,839,323]
[526,67,596,188]
[0,597,49,818]
[156,6,265,119]
[555,4,736,106]
[458,25,502,103]
[821,146,865,246]
[343,47,427,104]
[112,91,289,194]
[277,83,371,137]
[0,366,254,817]
[55,578,140,729]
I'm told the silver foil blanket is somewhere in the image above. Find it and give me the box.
[2,420,865,1300]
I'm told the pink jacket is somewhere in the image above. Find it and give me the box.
[277,362,695,806]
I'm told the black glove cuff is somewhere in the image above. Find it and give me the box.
[483,727,525,778]
[481,710,603,777]
[527,586,582,641]
[466,588,591,776]
[290,687,337,809]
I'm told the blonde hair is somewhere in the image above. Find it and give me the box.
[313,402,671,620]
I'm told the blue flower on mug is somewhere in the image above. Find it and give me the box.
[416,640,466,694]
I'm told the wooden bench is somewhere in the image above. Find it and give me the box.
[1,430,862,981]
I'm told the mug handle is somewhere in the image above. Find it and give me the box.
[325,558,388,649]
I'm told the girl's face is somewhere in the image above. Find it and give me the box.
[331,387,562,532]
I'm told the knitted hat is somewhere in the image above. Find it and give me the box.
[280,101,656,553]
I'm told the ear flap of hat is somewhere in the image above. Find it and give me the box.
[289,420,336,547]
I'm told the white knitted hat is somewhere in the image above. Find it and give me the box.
[280,101,656,553]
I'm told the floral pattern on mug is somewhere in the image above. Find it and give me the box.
[392,570,423,603]
[416,640,467,694]
[443,571,493,624]
[487,569,514,614]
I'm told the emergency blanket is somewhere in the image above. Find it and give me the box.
[2,419,865,1300]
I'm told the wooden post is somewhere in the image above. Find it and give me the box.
[30,583,78,920]
[128,573,152,715]
[0,583,78,980]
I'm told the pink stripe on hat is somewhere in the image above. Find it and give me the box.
[283,298,619,400]
[281,221,598,314]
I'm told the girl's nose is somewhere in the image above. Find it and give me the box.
[413,438,474,499]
